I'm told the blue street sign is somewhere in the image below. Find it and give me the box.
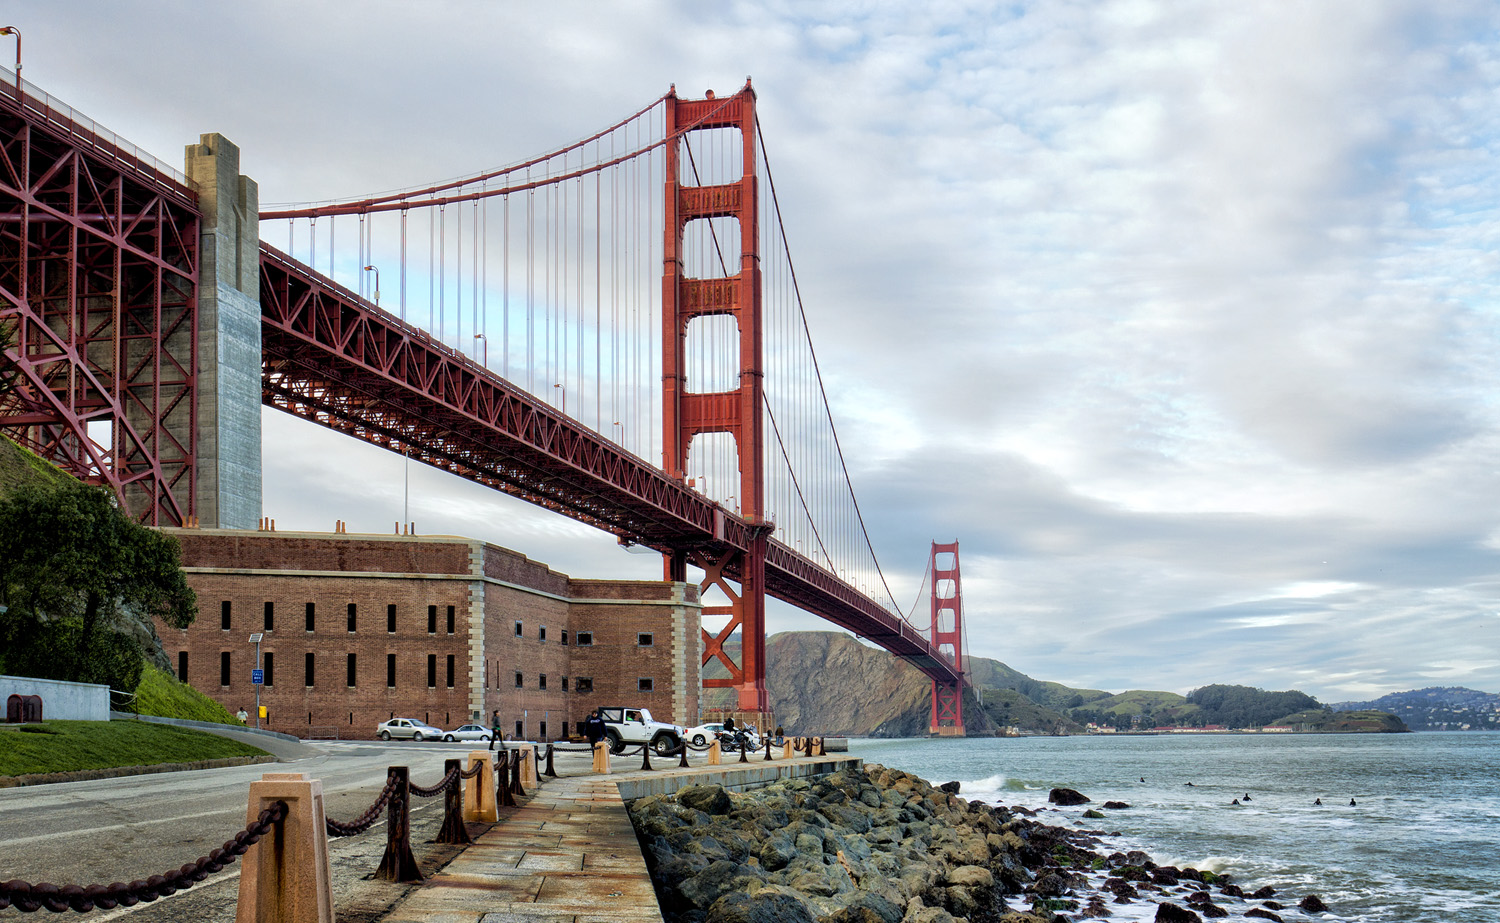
[251,669,264,685]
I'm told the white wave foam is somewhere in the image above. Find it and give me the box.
[958,773,1009,799]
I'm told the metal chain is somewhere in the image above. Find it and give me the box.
[0,801,288,914]
[459,762,485,779]
[409,766,460,798]
[326,773,399,837]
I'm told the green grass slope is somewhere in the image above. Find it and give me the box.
[133,663,243,724]
[0,721,268,777]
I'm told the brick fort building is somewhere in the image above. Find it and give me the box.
[159,527,703,740]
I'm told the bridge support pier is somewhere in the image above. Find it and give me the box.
[928,541,966,736]
[186,133,262,528]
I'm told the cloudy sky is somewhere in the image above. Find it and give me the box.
[24,0,1500,702]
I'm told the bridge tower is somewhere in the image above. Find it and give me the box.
[929,541,966,735]
[660,83,770,713]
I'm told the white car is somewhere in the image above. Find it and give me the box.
[685,722,761,749]
[442,724,494,742]
[376,718,444,741]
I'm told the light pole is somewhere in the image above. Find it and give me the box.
[0,27,21,92]
[553,383,566,416]
[248,632,264,729]
[363,264,380,306]
[474,332,487,366]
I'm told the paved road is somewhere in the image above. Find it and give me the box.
[0,739,525,921]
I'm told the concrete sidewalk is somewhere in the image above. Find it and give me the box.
[380,751,859,923]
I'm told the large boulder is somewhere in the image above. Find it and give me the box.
[1048,788,1091,806]
[678,784,734,815]
[705,889,818,923]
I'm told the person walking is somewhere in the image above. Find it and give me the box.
[584,709,606,748]
[489,709,503,751]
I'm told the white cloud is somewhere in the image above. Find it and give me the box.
[24,0,1500,703]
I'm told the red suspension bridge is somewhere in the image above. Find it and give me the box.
[0,69,968,731]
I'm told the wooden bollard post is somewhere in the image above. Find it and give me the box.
[592,740,611,773]
[374,767,423,882]
[463,752,498,823]
[782,739,795,759]
[496,753,517,807]
[813,737,824,756]
[234,772,334,923]
[436,759,472,845]
[764,737,774,761]
[509,749,526,797]
[678,740,690,768]
[544,744,558,777]
[708,739,721,765]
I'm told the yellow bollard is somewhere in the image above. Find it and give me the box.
[464,752,499,823]
[592,740,611,774]
[708,739,722,765]
[783,740,795,759]
[516,744,537,786]
[813,737,824,756]
[234,773,334,923]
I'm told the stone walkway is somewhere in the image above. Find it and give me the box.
[380,752,858,923]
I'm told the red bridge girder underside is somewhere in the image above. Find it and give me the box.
[258,243,962,688]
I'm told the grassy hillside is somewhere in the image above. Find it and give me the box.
[0,434,75,495]
[0,720,268,777]
[133,663,243,725]
[1275,708,1408,732]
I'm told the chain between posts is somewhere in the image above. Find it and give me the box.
[0,801,288,914]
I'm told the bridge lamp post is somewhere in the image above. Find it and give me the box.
[474,333,487,366]
[0,27,19,92]
[553,383,566,416]
[362,264,380,306]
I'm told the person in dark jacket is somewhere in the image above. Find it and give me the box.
[490,709,504,751]
[584,709,606,747]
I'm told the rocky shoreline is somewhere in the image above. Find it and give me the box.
[625,763,1331,923]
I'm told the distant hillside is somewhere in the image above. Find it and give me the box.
[1332,687,1500,731]
[738,630,1413,737]
[1275,709,1408,733]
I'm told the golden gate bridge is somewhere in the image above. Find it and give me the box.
[0,67,969,732]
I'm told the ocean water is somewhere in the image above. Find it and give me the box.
[849,732,1500,922]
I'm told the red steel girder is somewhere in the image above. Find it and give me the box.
[0,82,198,525]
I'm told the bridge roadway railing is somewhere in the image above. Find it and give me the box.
[257,243,961,689]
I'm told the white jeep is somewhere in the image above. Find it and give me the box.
[597,706,684,756]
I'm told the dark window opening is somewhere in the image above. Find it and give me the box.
[219,651,230,686]
[638,632,654,647]
[576,631,593,646]
[539,625,547,641]
[638,677,654,692]
[263,652,275,687]
[305,652,315,687]
[575,677,593,693]
[515,720,524,739]
[347,603,357,633]
[177,650,188,682]
[514,621,522,637]
[539,721,548,740]
[562,676,569,691]
[387,653,396,688]
[304,602,315,632]
[220,600,231,630]
[561,630,569,645]
[539,674,547,690]
[263,601,274,631]
[514,672,523,688]
[427,654,437,688]
[446,655,455,688]
[347,653,357,687]
[427,605,437,634]
[387,604,397,633]
[446,605,455,634]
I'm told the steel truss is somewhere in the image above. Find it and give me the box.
[258,241,962,690]
[0,82,199,523]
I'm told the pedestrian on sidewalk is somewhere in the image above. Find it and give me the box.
[490,709,504,751]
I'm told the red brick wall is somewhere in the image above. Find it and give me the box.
[162,529,702,740]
